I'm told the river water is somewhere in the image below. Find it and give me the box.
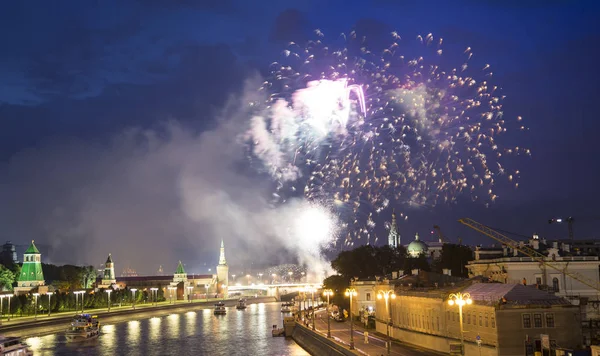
[25,302,308,356]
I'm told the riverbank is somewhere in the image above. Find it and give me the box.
[1,296,276,338]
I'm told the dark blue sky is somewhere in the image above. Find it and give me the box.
[1,0,599,272]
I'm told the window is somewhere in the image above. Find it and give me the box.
[437,316,440,331]
[467,312,471,324]
[452,312,455,321]
[546,313,555,327]
[491,316,496,328]
[485,314,489,327]
[479,313,483,326]
[552,278,559,292]
[522,314,532,328]
[536,277,542,285]
[366,293,371,301]
[533,313,542,328]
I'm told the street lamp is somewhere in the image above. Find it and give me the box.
[187,286,193,303]
[74,291,84,313]
[32,293,40,320]
[105,290,112,312]
[271,273,277,284]
[448,292,473,356]
[47,292,54,317]
[344,288,358,350]
[308,286,316,330]
[204,284,209,301]
[0,295,4,324]
[6,295,12,321]
[377,289,397,356]
[232,274,236,282]
[323,289,334,338]
[288,271,293,282]
[131,288,138,309]
[150,288,158,306]
[168,287,176,304]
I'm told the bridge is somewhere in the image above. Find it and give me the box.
[227,283,322,300]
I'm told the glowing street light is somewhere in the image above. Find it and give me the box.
[47,292,54,317]
[32,293,40,320]
[187,286,193,303]
[271,273,277,284]
[105,290,112,312]
[74,291,85,313]
[288,271,293,282]
[150,288,158,306]
[377,289,397,356]
[5,294,12,321]
[168,287,176,304]
[0,295,5,324]
[323,289,334,338]
[131,289,138,309]
[448,292,473,355]
[344,288,358,350]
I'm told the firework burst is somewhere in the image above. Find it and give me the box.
[247,30,530,245]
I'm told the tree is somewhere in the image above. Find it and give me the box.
[331,245,406,279]
[431,244,473,277]
[322,275,350,309]
[402,254,431,275]
[0,265,15,290]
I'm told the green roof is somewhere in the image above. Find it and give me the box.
[176,261,186,274]
[24,240,40,254]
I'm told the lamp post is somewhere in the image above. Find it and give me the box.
[131,288,138,309]
[0,295,4,325]
[47,292,54,317]
[32,293,39,320]
[309,286,316,331]
[74,291,84,313]
[187,286,193,303]
[168,287,176,304]
[204,284,209,301]
[447,292,473,356]
[232,274,236,283]
[105,290,112,312]
[344,288,357,350]
[150,288,158,306]
[377,289,397,356]
[323,289,334,338]
[6,294,12,321]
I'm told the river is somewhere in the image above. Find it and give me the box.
[24,302,308,355]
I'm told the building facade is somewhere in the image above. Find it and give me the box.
[374,280,583,355]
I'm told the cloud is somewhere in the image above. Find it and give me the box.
[0,76,335,279]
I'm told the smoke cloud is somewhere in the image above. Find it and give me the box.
[0,77,335,280]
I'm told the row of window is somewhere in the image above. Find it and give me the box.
[522,313,555,328]
[23,256,41,262]
[447,310,496,328]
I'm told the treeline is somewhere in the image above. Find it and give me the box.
[323,243,473,308]
[0,263,99,291]
[1,287,167,317]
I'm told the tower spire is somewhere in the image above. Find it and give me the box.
[219,239,227,265]
[388,209,400,248]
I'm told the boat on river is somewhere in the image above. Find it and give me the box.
[214,302,227,315]
[236,298,247,310]
[65,314,100,342]
[0,336,33,355]
[281,302,294,313]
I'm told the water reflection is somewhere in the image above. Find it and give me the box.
[166,313,180,339]
[185,311,196,337]
[18,302,307,356]
[149,317,161,341]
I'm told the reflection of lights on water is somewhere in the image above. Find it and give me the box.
[128,320,141,346]
[100,324,116,349]
[25,337,42,350]
[149,316,162,341]
[186,311,197,337]
[167,313,180,339]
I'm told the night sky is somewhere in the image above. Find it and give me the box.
[1,1,599,274]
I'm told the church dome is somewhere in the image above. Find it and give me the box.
[407,233,428,258]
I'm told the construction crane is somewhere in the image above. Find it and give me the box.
[432,225,447,243]
[458,217,600,293]
[548,217,574,240]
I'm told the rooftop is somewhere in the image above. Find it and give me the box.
[463,283,571,306]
